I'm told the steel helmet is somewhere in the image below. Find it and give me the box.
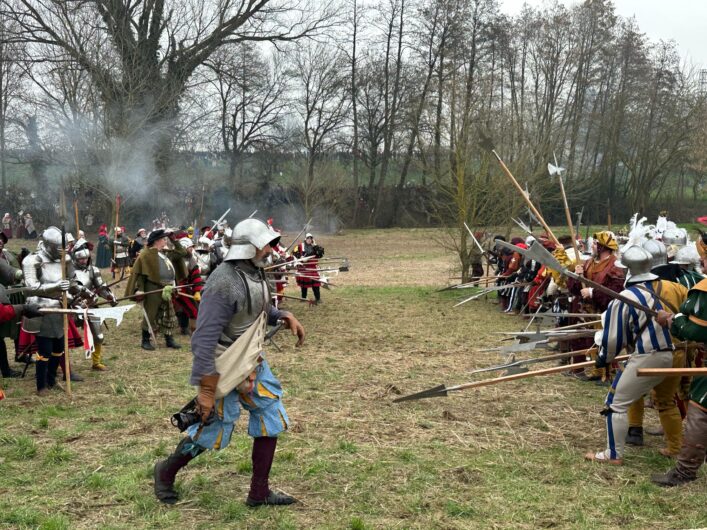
[642,239,667,269]
[662,227,687,247]
[224,219,281,261]
[672,244,700,267]
[41,226,64,260]
[621,245,658,284]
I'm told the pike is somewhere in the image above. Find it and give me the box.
[478,131,560,246]
[638,368,707,377]
[575,207,584,240]
[59,183,72,396]
[479,329,598,354]
[96,284,199,306]
[511,217,533,236]
[393,354,629,402]
[284,218,313,254]
[468,347,598,376]
[548,152,580,259]
[453,282,532,307]
[209,207,231,234]
[494,239,660,318]
[521,312,601,319]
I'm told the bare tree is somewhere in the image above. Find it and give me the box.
[290,41,349,220]
[2,0,336,190]
[205,43,288,190]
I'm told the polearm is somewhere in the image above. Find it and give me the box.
[638,368,707,376]
[453,282,532,307]
[393,354,629,402]
[548,153,580,260]
[95,284,199,306]
[209,207,231,235]
[196,183,206,241]
[495,239,660,318]
[478,132,560,247]
[73,189,80,234]
[468,346,598,376]
[59,186,72,397]
[284,218,313,254]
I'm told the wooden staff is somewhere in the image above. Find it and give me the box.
[551,159,581,260]
[73,193,80,234]
[60,190,72,397]
[479,132,560,246]
[638,368,707,377]
[197,183,205,240]
[394,354,629,402]
[96,283,199,306]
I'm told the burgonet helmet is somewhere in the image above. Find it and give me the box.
[621,245,658,284]
[672,245,700,267]
[71,238,91,261]
[662,227,687,247]
[224,219,281,261]
[642,239,668,269]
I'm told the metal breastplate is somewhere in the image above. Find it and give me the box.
[220,268,269,344]
[195,252,211,276]
[74,268,92,287]
[39,259,64,283]
[158,252,175,285]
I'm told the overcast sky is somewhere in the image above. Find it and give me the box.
[500,0,707,69]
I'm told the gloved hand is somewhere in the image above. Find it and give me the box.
[14,269,23,282]
[16,303,42,318]
[193,291,201,303]
[134,290,145,302]
[196,374,220,423]
[57,280,70,292]
[108,294,118,307]
[162,285,174,301]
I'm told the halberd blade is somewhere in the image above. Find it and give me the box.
[393,384,448,403]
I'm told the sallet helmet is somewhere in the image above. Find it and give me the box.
[41,226,65,260]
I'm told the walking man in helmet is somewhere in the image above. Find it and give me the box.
[154,218,305,507]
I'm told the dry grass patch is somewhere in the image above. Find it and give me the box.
[0,229,704,529]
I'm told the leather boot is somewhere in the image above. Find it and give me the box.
[154,437,201,504]
[35,357,49,393]
[141,330,155,351]
[0,348,20,378]
[625,426,644,446]
[651,468,696,487]
[47,354,61,389]
[246,437,296,507]
[91,343,107,371]
[165,335,181,350]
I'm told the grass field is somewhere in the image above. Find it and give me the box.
[0,228,705,530]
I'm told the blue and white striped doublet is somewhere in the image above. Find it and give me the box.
[598,282,673,362]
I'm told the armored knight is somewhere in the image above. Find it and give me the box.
[71,239,117,370]
[22,227,86,394]
[153,218,305,507]
[112,226,130,278]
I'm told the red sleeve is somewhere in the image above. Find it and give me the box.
[592,267,625,311]
[0,304,17,322]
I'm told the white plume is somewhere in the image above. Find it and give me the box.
[621,213,650,253]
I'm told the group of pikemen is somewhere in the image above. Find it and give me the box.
[473,213,707,487]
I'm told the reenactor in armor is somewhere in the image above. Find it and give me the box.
[71,239,118,370]
[293,233,324,303]
[112,226,130,279]
[153,218,304,507]
[22,227,89,394]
